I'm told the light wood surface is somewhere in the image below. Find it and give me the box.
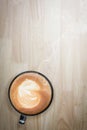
[0,0,87,130]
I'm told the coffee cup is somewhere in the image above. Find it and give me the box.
[8,71,53,124]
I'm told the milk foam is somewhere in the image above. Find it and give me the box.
[17,79,41,108]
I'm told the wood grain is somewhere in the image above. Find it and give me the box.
[0,0,87,130]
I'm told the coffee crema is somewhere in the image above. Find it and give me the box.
[10,73,52,115]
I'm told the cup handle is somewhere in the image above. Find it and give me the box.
[19,114,27,124]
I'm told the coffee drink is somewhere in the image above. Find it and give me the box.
[9,72,52,115]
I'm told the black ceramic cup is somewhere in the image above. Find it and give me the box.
[8,71,53,124]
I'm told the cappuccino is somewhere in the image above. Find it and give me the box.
[10,72,52,115]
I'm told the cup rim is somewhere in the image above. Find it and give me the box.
[8,71,54,116]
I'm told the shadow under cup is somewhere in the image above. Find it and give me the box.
[8,71,53,124]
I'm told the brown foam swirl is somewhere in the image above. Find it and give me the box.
[10,73,52,115]
[17,79,41,108]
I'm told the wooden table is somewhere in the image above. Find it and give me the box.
[0,0,87,130]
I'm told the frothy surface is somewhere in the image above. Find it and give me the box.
[10,73,52,115]
[18,79,41,108]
